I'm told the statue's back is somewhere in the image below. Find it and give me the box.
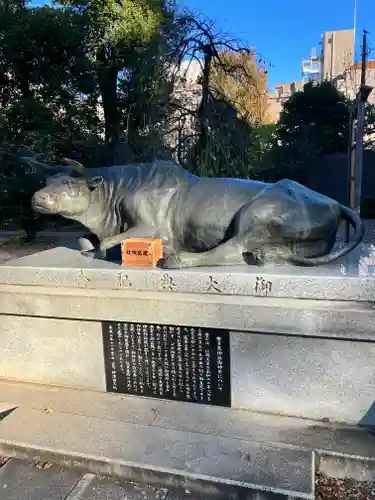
[87,160,195,190]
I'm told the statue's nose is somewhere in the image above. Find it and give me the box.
[33,192,56,206]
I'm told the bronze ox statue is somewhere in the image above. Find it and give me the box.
[23,157,364,269]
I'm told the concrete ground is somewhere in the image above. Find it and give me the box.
[0,457,231,500]
[0,232,81,264]
[1,447,375,500]
[0,382,314,499]
[3,381,375,499]
[0,458,167,500]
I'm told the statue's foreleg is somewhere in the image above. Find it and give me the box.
[82,226,156,260]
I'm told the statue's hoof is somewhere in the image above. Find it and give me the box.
[158,255,184,269]
[81,248,106,260]
[81,249,95,258]
[78,237,95,252]
[95,248,107,260]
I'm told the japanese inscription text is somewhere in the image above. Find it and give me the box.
[102,321,231,407]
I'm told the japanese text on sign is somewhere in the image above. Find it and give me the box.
[102,321,231,407]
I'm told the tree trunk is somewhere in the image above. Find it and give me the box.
[18,72,31,99]
[196,46,212,153]
[97,52,120,166]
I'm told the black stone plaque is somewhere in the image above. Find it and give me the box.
[102,321,231,407]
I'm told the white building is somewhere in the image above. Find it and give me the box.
[335,60,375,104]
[163,58,203,159]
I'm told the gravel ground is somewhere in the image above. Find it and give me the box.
[316,475,375,499]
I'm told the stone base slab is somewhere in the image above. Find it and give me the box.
[0,381,314,499]
[1,381,375,498]
[0,286,375,425]
[1,284,375,423]
[1,244,375,302]
[1,245,375,424]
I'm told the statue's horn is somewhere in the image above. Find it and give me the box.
[61,158,86,176]
[20,156,80,177]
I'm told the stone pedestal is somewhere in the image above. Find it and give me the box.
[0,245,375,425]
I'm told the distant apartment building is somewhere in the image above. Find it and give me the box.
[300,29,354,85]
[274,81,304,99]
[302,48,321,84]
[267,81,304,122]
[163,59,202,158]
[320,29,355,81]
[267,28,356,123]
[335,60,375,148]
[335,60,375,104]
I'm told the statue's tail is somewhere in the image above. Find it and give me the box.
[287,205,364,266]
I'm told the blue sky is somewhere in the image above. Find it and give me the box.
[31,0,375,91]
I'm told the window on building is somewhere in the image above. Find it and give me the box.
[302,61,311,70]
[275,86,283,102]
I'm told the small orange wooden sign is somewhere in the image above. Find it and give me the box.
[121,238,163,268]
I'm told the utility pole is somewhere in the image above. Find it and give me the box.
[353,0,357,56]
[346,30,372,241]
[353,30,368,214]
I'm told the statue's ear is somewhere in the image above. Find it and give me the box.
[88,176,104,190]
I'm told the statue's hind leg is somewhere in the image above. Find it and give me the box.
[160,238,246,269]
[161,188,342,269]
[160,201,276,269]
[290,237,336,259]
[160,195,311,269]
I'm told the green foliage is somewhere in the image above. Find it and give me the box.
[53,0,174,164]
[265,82,351,182]
[0,142,44,230]
[265,82,375,182]
[4,0,370,233]
[56,0,166,50]
[183,49,272,179]
[0,0,272,229]
[277,81,350,155]
[0,1,100,157]
[186,97,262,179]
